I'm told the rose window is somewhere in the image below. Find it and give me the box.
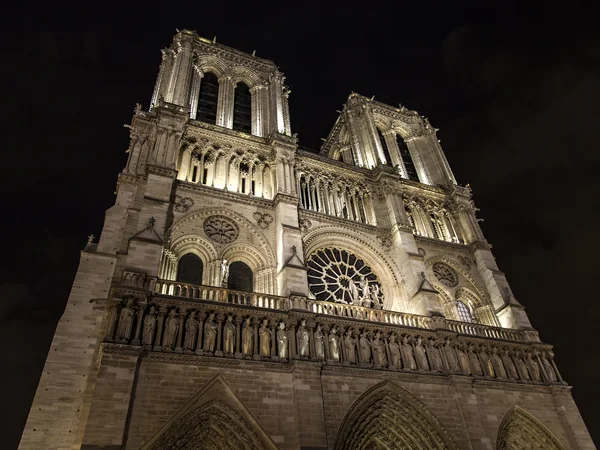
[203,215,239,244]
[432,262,458,287]
[307,248,383,307]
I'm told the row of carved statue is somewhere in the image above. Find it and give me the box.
[107,300,562,384]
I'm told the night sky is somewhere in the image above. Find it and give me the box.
[2,1,599,447]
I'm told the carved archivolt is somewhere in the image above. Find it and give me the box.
[425,255,489,302]
[497,406,566,450]
[142,374,278,450]
[169,207,275,265]
[334,381,459,450]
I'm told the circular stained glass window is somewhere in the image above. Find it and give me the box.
[307,248,383,307]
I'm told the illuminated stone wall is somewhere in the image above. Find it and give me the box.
[18,30,595,450]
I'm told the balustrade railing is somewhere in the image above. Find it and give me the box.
[154,280,290,310]
[447,320,540,343]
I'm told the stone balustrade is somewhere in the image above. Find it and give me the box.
[447,320,540,343]
[104,280,564,387]
[154,280,290,310]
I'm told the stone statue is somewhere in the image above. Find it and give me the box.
[203,312,217,353]
[541,352,557,382]
[242,318,253,357]
[142,305,156,347]
[162,309,179,350]
[223,315,235,354]
[514,351,530,380]
[373,331,386,367]
[369,283,382,309]
[359,279,369,302]
[297,319,309,358]
[414,336,429,371]
[501,348,519,379]
[221,259,229,287]
[116,299,135,341]
[359,332,371,364]
[388,334,401,369]
[456,345,471,375]
[491,347,507,378]
[277,322,288,359]
[426,339,443,372]
[329,326,340,361]
[259,319,271,357]
[526,352,541,381]
[443,339,459,372]
[314,324,325,359]
[183,311,198,352]
[401,336,417,370]
[468,345,483,376]
[344,330,357,364]
[348,281,360,305]
[479,346,495,377]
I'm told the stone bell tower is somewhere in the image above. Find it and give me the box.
[19,30,594,450]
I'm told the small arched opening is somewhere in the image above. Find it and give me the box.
[196,71,219,124]
[376,128,393,166]
[227,261,253,292]
[176,253,204,285]
[395,134,419,181]
[232,82,252,134]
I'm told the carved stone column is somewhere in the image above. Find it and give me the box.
[104,299,120,342]
[131,303,146,346]
[153,306,167,352]
[308,322,316,360]
[288,320,297,359]
[175,308,186,353]
[195,312,206,356]
[323,327,330,361]
[235,317,242,358]
[253,318,260,360]
[215,314,224,356]
[270,322,277,360]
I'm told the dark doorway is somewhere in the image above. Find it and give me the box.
[228,261,253,292]
[176,253,204,285]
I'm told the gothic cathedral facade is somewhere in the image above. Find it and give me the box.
[19,30,594,450]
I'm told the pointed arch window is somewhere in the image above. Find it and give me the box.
[396,134,419,181]
[376,128,393,166]
[232,82,252,134]
[196,72,219,125]
[456,300,473,323]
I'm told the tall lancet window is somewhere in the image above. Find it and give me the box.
[232,82,252,134]
[396,134,419,181]
[196,72,219,124]
[376,128,393,166]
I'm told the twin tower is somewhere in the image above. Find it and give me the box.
[19,30,594,450]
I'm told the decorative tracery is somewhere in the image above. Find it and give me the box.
[432,262,458,288]
[307,248,383,308]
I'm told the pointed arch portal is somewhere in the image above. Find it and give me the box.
[334,381,459,450]
[142,374,278,450]
[497,406,566,450]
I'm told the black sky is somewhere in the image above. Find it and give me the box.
[1,1,599,447]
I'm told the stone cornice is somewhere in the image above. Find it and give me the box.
[297,150,372,177]
[176,182,274,209]
[147,164,178,178]
[185,120,271,154]
[415,235,469,251]
[299,209,380,235]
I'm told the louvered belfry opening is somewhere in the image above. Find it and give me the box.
[396,134,419,181]
[377,128,393,166]
[196,72,219,124]
[232,82,252,134]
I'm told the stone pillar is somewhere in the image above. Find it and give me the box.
[131,304,145,346]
